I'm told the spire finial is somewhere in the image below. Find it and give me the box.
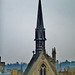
[32,50,35,55]
[37,0,44,28]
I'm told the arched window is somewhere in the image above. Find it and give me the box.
[40,64,46,75]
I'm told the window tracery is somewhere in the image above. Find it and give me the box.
[40,64,46,75]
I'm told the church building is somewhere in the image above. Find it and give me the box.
[23,0,57,75]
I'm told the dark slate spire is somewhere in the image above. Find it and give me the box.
[37,0,44,28]
[34,0,46,58]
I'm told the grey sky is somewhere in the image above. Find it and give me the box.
[0,0,75,64]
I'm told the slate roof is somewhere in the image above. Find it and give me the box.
[57,60,75,71]
[23,54,36,75]
[0,62,5,66]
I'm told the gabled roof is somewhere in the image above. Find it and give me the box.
[24,51,57,75]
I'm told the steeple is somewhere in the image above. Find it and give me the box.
[34,0,46,57]
[37,0,44,28]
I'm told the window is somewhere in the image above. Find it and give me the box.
[40,64,46,75]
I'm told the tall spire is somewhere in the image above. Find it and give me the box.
[37,0,44,28]
[35,0,46,57]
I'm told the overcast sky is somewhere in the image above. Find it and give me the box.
[0,0,75,64]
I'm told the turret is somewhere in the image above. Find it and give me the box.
[52,47,56,62]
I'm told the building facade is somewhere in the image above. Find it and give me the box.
[12,69,17,75]
[0,56,5,73]
[56,60,75,75]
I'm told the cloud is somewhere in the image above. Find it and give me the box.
[1,0,75,64]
